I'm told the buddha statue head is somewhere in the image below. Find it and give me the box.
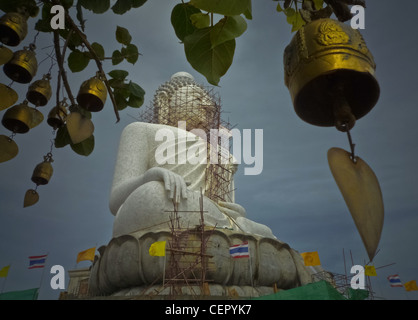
[152,72,218,132]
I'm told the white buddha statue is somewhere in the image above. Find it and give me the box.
[88,72,323,297]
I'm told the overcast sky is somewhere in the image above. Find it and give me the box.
[0,0,417,300]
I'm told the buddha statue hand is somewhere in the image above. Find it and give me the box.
[143,167,188,203]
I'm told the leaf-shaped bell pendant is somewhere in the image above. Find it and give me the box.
[283,18,380,131]
[3,43,37,84]
[31,153,53,186]
[47,101,68,129]
[77,73,107,112]
[0,12,28,47]
[26,73,52,107]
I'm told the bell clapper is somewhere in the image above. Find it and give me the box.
[333,102,358,163]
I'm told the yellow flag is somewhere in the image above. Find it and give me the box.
[0,265,10,277]
[301,251,321,266]
[76,247,96,263]
[404,280,418,292]
[365,265,377,276]
[149,241,166,257]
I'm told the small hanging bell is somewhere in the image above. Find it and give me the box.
[283,18,380,130]
[3,43,38,83]
[47,101,68,129]
[2,100,33,133]
[26,73,52,107]
[0,12,28,47]
[76,74,107,112]
[31,153,53,186]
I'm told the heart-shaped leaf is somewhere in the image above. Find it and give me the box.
[0,46,13,65]
[28,107,44,129]
[184,27,235,86]
[328,147,384,262]
[24,189,39,208]
[66,112,94,144]
[0,135,18,163]
[0,84,18,111]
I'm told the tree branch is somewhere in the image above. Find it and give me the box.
[64,11,121,122]
[53,30,76,106]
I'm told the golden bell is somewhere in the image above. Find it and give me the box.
[2,100,33,133]
[47,103,68,129]
[77,76,107,112]
[3,45,38,84]
[31,160,53,186]
[26,74,52,106]
[0,12,28,47]
[283,18,380,129]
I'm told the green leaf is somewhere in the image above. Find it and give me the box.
[35,19,53,33]
[108,69,129,80]
[59,28,84,49]
[76,0,85,31]
[128,94,144,108]
[287,11,306,32]
[114,92,128,110]
[276,2,283,12]
[111,0,147,13]
[128,81,145,98]
[108,78,127,89]
[112,50,124,65]
[190,13,210,29]
[68,50,90,72]
[54,126,71,148]
[0,0,39,17]
[313,0,324,10]
[116,26,132,45]
[284,8,296,17]
[190,0,251,16]
[210,15,247,48]
[79,0,110,14]
[243,1,252,20]
[171,3,201,42]
[131,0,147,8]
[125,43,139,64]
[184,27,235,86]
[114,86,131,99]
[70,134,95,156]
[62,0,74,9]
[35,1,53,32]
[111,0,133,14]
[90,42,105,60]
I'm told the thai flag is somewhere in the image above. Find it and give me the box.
[387,274,403,287]
[28,254,48,269]
[229,242,250,259]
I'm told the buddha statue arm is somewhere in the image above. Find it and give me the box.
[110,167,188,215]
[109,123,188,215]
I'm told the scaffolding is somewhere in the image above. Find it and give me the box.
[311,270,374,300]
[163,191,216,298]
[137,74,235,203]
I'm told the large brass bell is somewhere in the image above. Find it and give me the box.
[31,153,53,186]
[3,44,37,83]
[283,18,380,130]
[26,73,52,106]
[77,74,107,112]
[0,12,28,47]
[47,101,68,129]
[2,100,33,133]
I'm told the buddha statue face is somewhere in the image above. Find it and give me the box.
[154,72,217,132]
